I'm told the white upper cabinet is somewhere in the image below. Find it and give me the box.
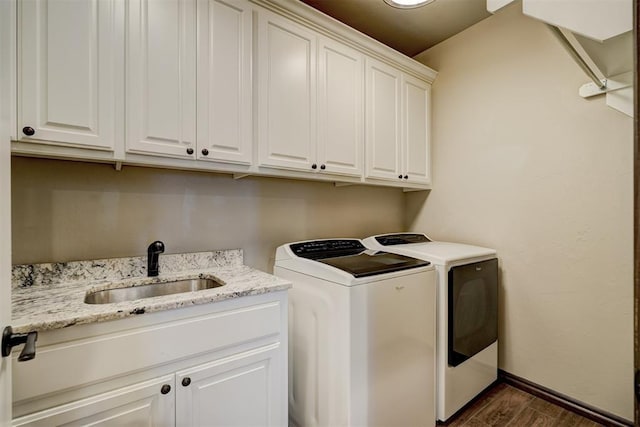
[12,0,435,189]
[365,57,402,182]
[402,74,431,185]
[317,37,363,177]
[127,0,252,164]
[197,0,253,165]
[257,15,364,178]
[126,0,197,158]
[257,10,317,172]
[17,0,120,150]
[365,58,431,186]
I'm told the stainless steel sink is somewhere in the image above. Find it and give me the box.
[84,278,224,304]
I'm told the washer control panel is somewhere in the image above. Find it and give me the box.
[375,233,431,246]
[290,240,365,260]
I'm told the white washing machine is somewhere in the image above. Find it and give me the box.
[362,233,498,423]
[274,239,437,427]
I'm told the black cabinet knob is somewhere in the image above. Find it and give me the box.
[311,164,317,170]
[22,126,35,136]
[182,377,191,387]
[320,164,326,170]
[186,147,194,155]
[398,174,403,179]
[160,384,171,395]
[404,175,408,180]
[201,148,209,156]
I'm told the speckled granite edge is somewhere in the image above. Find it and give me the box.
[12,250,244,288]
[12,265,291,334]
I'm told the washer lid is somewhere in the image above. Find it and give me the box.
[289,239,430,278]
[317,251,430,278]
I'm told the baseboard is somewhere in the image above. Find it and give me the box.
[499,370,633,427]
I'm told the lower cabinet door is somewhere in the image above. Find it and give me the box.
[175,344,283,427]
[12,375,175,427]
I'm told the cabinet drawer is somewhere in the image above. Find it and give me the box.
[13,300,283,403]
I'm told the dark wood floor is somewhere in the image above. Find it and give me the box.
[444,383,603,427]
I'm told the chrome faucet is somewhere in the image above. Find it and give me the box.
[147,241,165,277]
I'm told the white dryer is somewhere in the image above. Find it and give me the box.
[274,239,437,427]
[362,233,498,422]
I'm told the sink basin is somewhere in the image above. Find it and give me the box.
[84,278,224,304]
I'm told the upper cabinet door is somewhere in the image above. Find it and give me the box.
[126,0,196,158]
[402,75,431,185]
[365,57,401,181]
[18,0,120,150]
[317,38,363,177]
[197,0,252,165]
[257,10,317,172]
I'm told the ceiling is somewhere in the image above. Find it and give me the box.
[299,0,492,57]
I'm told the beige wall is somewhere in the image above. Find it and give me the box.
[409,3,633,420]
[11,157,405,273]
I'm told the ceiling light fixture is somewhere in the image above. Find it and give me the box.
[383,0,436,9]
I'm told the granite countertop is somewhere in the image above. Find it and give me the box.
[11,250,291,333]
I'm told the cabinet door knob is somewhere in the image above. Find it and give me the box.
[403,175,408,180]
[182,377,191,387]
[201,149,209,156]
[398,174,403,179]
[320,164,326,170]
[311,164,317,170]
[186,147,194,155]
[160,384,171,395]
[22,126,35,136]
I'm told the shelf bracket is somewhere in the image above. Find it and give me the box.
[548,25,606,89]
[579,72,632,98]
[549,25,633,117]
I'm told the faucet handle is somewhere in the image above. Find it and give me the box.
[147,241,165,277]
[148,241,165,253]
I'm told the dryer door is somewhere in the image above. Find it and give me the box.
[448,258,498,367]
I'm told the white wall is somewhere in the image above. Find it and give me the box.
[408,3,633,421]
[11,157,405,273]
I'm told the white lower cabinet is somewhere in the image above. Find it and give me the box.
[11,293,288,427]
[176,344,281,426]
[13,375,175,427]
[14,345,281,427]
